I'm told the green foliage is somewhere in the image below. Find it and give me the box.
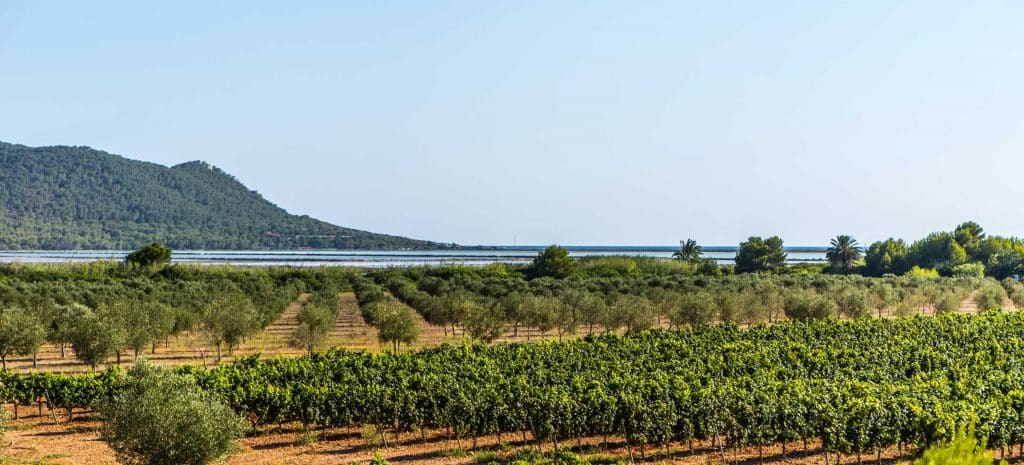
[864,238,910,276]
[954,222,987,262]
[670,292,716,328]
[974,281,1008,312]
[835,287,870,319]
[783,289,837,320]
[911,232,968,272]
[826,235,862,274]
[915,424,1000,465]
[370,452,390,465]
[290,301,338,355]
[952,263,986,279]
[69,308,127,370]
[125,243,172,267]
[201,293,260,361]
[367,301,419,351]
[734,236,786,273]
[672,239,703,261]
[100,362,245,465]
[0,307,45,369]
[529,245,579,279]
[0,142,442,250]
[908,266,941,278]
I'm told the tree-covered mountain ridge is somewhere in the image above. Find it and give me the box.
[0,141,447,250]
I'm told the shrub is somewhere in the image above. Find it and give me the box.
[99,362,245,465]
[475,451,502,464]
[907,266,941,278]
[933,291,961,314]
[952,263,985,279]
[371,452,390,465]
[1001,278,1024,307]
[915,424,1002,465]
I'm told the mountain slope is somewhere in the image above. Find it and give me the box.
[0,142,445,250]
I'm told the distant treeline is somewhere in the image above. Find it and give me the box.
[663,221,1024,279]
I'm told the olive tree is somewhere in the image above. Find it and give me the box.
[289,302,337,355]
[0,307,46,369]
[670,292,716,328]
[100,362,245,465]
[69,309,127,371]
[46,303,90,358]
[201,293,259,362]
[974,281,1009,312]
[371,301,419,351]
[783,290,837,321]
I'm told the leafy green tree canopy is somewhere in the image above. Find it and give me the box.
[528,245,579,279]
[734,236,786,273]
[864,238,910,276]
[953,221,986,261]
[126,243,172,267]
[910,232,967,272]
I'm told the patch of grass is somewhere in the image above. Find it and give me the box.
[295,430,319,446]
[585,454,625,465]
[370,452,390,465]
[475,450,502,464]
[360,425,385,448]
[439,447,470,458]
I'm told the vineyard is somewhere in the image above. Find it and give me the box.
[3,259,1024,463]
[5,312,1024,463]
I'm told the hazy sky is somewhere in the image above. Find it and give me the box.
[2,1,1023,246]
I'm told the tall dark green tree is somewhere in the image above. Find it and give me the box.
[126,243,172,268]
[825,235,862,274]
[734,236,786,273]
[864,238,910,276]
[528,245,579,279]
[910,232,967,272]
[953,221,986,261]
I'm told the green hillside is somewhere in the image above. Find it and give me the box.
[0,142,446,250]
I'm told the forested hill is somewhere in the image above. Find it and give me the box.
[0,142,446,250]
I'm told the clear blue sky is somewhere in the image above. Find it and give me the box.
[2,1,1023,246]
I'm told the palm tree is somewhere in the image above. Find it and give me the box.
[673,239,702,261]
[826,235,862,274]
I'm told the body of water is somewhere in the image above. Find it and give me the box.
[0,247,827,267]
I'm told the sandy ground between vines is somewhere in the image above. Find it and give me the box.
[0,412,945,465]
